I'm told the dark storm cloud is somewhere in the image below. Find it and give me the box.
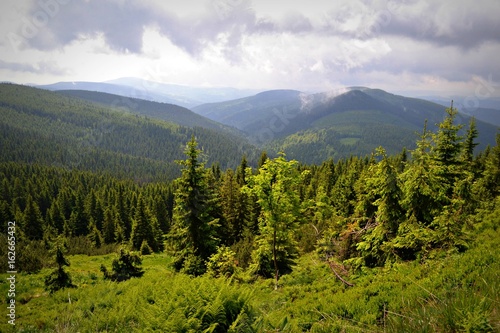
[380,0,500,49]
[15,0,500,60]
[18,0,258,56]
[19,0,153,52]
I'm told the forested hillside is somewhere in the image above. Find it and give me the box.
[194,88,498,163]
[0,83,258,181]
[57,89,241,134]
[0,99,498,331]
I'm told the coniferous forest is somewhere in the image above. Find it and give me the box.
[0,83,499,332]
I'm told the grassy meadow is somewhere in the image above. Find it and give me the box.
[1,220,498,332]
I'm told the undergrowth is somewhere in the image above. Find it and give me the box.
[0,226,498,332]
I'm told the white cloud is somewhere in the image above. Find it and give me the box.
[0,0,498,97]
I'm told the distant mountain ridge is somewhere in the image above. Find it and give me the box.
[35,77,260,108]
[193,87,498,162]
[56,89,242,135]
[28,78,499,163]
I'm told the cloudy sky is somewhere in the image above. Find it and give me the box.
[1,0,499,98]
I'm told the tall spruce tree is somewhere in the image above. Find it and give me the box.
[130,195,162,252]
[168,136,219,275]
[355,148,404,266]
[102,207,116,244]
[23,195,44,240]
[220,169,246,244]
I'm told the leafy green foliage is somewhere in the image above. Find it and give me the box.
[244,154,303,287]
[207,246,238,278]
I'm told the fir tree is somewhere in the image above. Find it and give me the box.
[130,195,160,252]
[44,242,75,293]
[168,136,219,275]
[22,195,44,240]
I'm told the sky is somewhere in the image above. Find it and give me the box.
[1,0,500,99]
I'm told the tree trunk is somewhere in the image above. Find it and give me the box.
[273,227,278,290]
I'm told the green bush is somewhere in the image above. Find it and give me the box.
[101,248,144,282]
[140,240,153,255]
[207,246,238,278]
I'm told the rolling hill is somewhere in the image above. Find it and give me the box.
[193,87,499,162]
[0,83,258,181]
[56,89,241,135]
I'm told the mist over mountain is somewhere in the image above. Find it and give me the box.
[35,78,260,108]
[194,87,498,162]
[30,78,499,163]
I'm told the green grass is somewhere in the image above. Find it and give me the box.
[1,227,498,332]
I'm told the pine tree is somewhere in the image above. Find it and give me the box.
[168,136,219,275]
[102,207,116,244]
[44,242,75,293]
[22,195,44,240]
[130,195,159,252]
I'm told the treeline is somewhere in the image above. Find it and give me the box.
[3,105,499,286]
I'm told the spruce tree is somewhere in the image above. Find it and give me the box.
[220,169,246,244]
[355,148,404,266]
[168,136,219,275]
[44,242,75,293]
[102,207,116,244]
[48,201,65,234]
[130,195,159,252]
[461,117,479,166]
[23,195,44,240]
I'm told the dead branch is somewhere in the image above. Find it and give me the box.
[328,260,354,287]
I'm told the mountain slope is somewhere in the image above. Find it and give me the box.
[194,87,498,162]
[36,81,198,107]
[0,84,258,181]
[56,89,241,135]
[193,89,304,132]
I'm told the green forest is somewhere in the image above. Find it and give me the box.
[0,84,499,332]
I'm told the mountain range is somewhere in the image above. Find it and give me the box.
[26,79,500,164]
[193,87,499,163]
[0,83,258,181]
[35,77,259,109]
